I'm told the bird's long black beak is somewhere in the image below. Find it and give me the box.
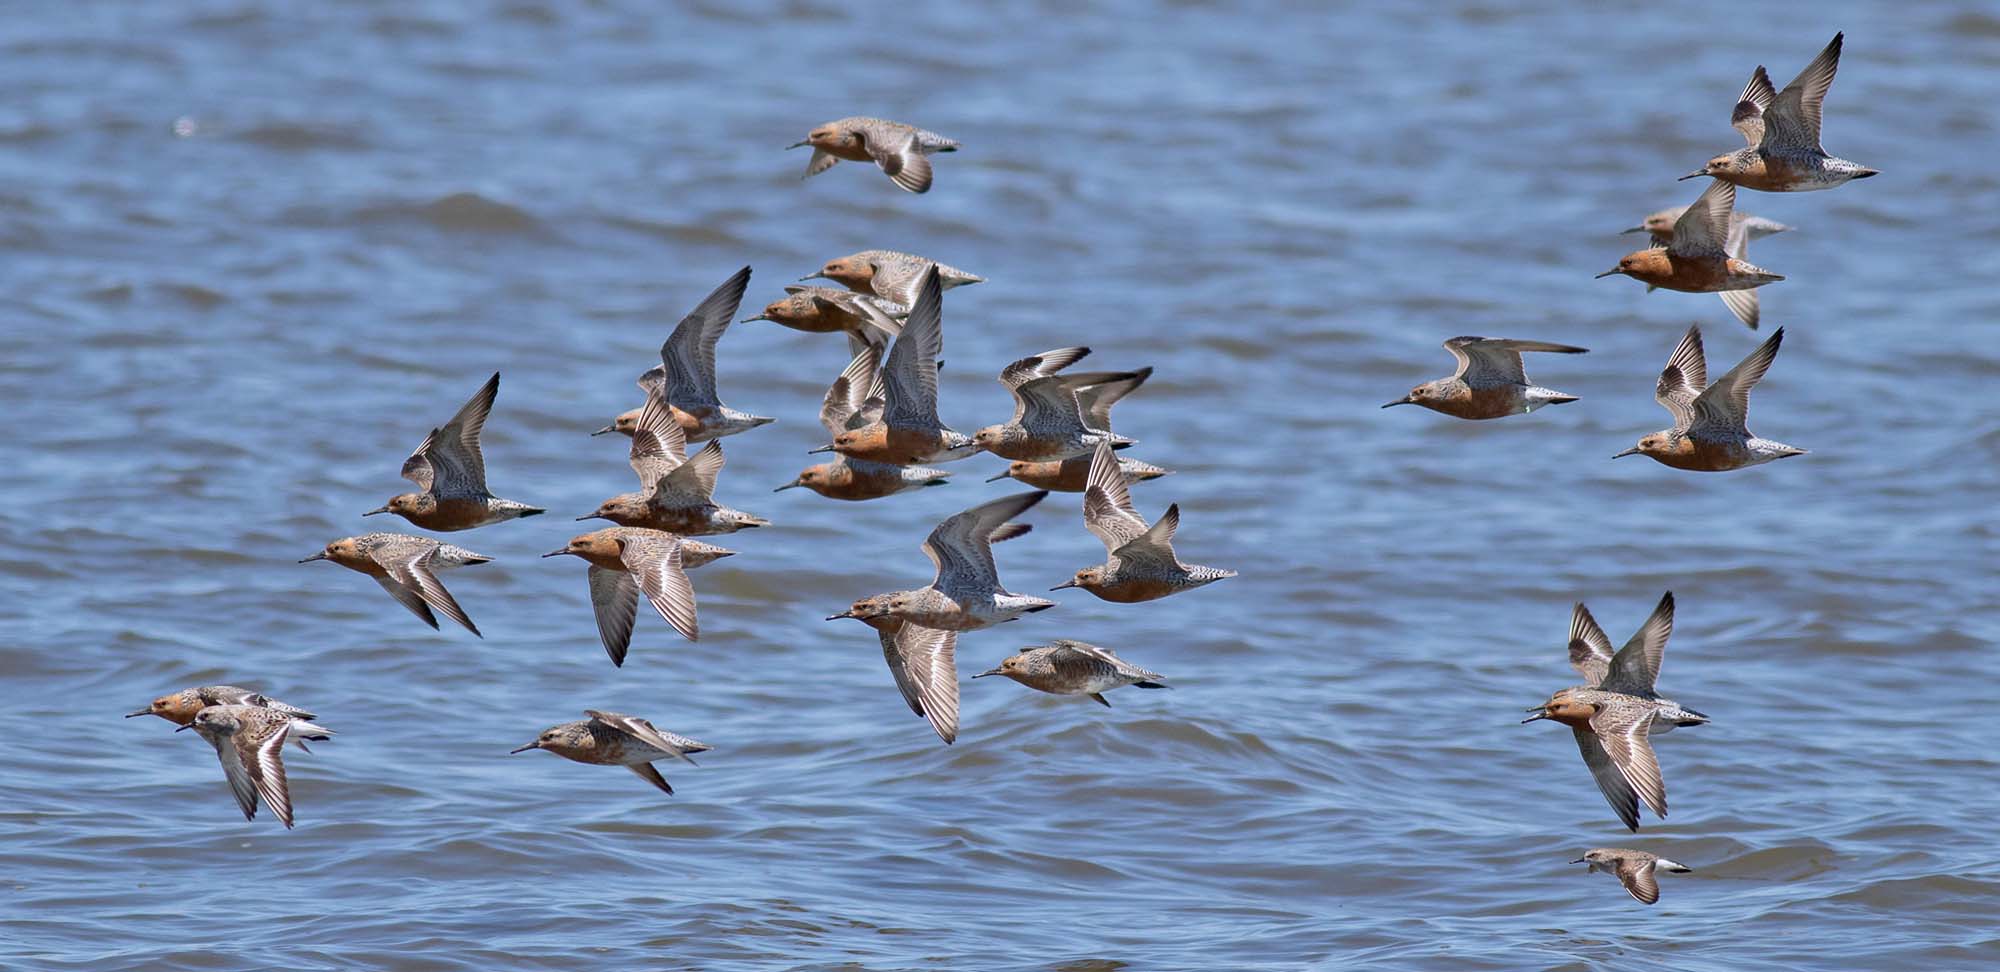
[807,444,836,455]
[797,273,823,282]
[125,709,151,718]
[1677,169,1706,181]
[1049,580,1078,591]
[362,505,391,516]
[1570,857,1588,864]
[1381,397,1414,408]
[541,549,569,559]
[740,314,770,323]
[985,470,1011,482]
[786,140,809,150]
[1594,269,1621,279]
[774,481,802,492]
[971,668,1003,678]
[174,724,194,733]
[1521,712,1549,724]
[510,742,539,754]
[589,425,616,436]
[575,513,605,522]
[299,553,327,563]
[826,610,855,621]
[1612,447,1641,459]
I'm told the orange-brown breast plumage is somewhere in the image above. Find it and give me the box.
[1430,385,1525,421]
[404,497,498,532]
[839,426,944,465]
[1080,577,1183,604]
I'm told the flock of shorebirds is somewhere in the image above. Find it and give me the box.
[125,33,1873,907]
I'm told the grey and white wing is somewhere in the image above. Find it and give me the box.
[1081,440,1147,552]
[240,714,297,828]
[1603,591,1674,696]
[371,574,440,630]
[1443,337,1526,385]
[877,622,925,717]
[1045,639,1130,679]
[1666,179,1734,258]
[1654,324,1707,430]
[1617,858,1663,904]
[870,132,933,193]
[585,710,705,763]
[1075,368,1151,431]
[1573,726,1642,832]
[879,268,944,427]
[377,540,481,637]
[659,267,751,407]
[203,729,262,823]
[1732,66,1776,147]
[656,440,725,506]
[629,393,689,490]
[998,346,1091,390]
[619,535,698,642]
[587,565,641,667]
[1692,328,1783,435]
[1568,602,1617,686]
[820,347,881,437]
[1764,32,1841,154]
[894,624,959,744]
[1591,704,1669,822]
[802,147,839,180]
[1110,502,1181,570]
[923,490,1048,592]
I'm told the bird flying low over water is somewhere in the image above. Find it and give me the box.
[802,250,984,309]
[180,704,334,829]
[1572,849,1694,905]
[544,528,712,666]
[366,373,544,530]
[580,393,769,535]
[814,268,981,466]
[973,639,1170,708]
[1623,205,1792,329]
[512,710,710,796]
[1615,324,1805,471]
[1598,179,1783,316]
[596,267,773,442]
[1053,440,1234,603]
[779,346,953,501]
[829,491,1056,632]
[1680,33,1878,192]
[789,118,960,194]
[1383,336,1587,420]
[301,533,490,637]
[1524,593,1709,831]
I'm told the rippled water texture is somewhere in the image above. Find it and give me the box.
[2,2,1997,969]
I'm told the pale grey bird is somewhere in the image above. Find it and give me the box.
[180,704,334,829]
[973,639,1170,707]
[1572,848,1694,905]
[300,533,490,636]
[512,710,710,796]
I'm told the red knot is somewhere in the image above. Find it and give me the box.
[1523,593,1709,831]
[789,118,960,194]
